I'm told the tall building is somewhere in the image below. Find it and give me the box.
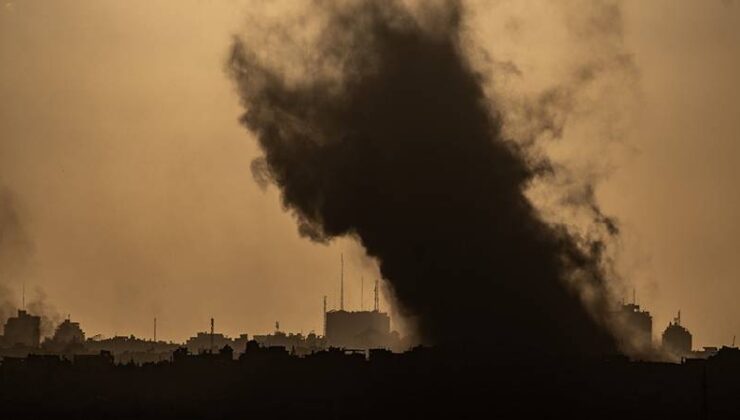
[618,302,653,351]
[52,318,85,345]
[662,311,692,358]
[325,309,391,349]
[324,256,394,350]
[2,309,41,348]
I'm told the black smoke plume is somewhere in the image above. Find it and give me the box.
[229,0,617,355]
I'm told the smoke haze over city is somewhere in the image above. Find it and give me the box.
[1,0,739,350]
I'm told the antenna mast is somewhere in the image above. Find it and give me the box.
[340,253,344,311]
[154,317,157,342]
[210,318,215,353]
[374,279,379,312]
[22,280,25,310]
[361,276,364,311]
[323,295,327,336]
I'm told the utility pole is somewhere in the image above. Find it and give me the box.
[153,318,157,342]
[323,296,327,336]
[210,318,215,353]
[361,276,364,311]
[340,253,344,311]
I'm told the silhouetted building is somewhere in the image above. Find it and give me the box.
[252,331,325,356]
[2,310,41,348]
[617,302,653,351]
[41,317,86,354]
[185,332,234,355]
[325,309,391,349]
[73,350,114,369]
[173,345,237,364]
[52,318,85,345]
[662,311,692,358]
[6,342,740,418]
[238,340,291,364]
[85,335,180,364]
[690,346,719,359]
[232,333,250,353]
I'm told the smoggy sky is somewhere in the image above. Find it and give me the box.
[1,1,739,347]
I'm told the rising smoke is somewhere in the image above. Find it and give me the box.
[0,188,59,337]
[228,0,627,355]
[0,188,30,324]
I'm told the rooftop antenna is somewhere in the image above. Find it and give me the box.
[22,280,25,310]
[210,318,215,353]
[677,310,681,325]
[732,335,736,347]
[632,287,636,305]
[323,296,327,336]
[361,276,364,311]
[340,253,344,311]
[374,279,379,312]
[153,317,157,343]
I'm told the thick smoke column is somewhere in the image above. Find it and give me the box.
[229,0,616,354]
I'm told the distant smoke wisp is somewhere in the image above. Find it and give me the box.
[0,188,30,324]
[0,188,59,336]
[228,0,620,354]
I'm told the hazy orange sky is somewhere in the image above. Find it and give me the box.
[1,1,739,347]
